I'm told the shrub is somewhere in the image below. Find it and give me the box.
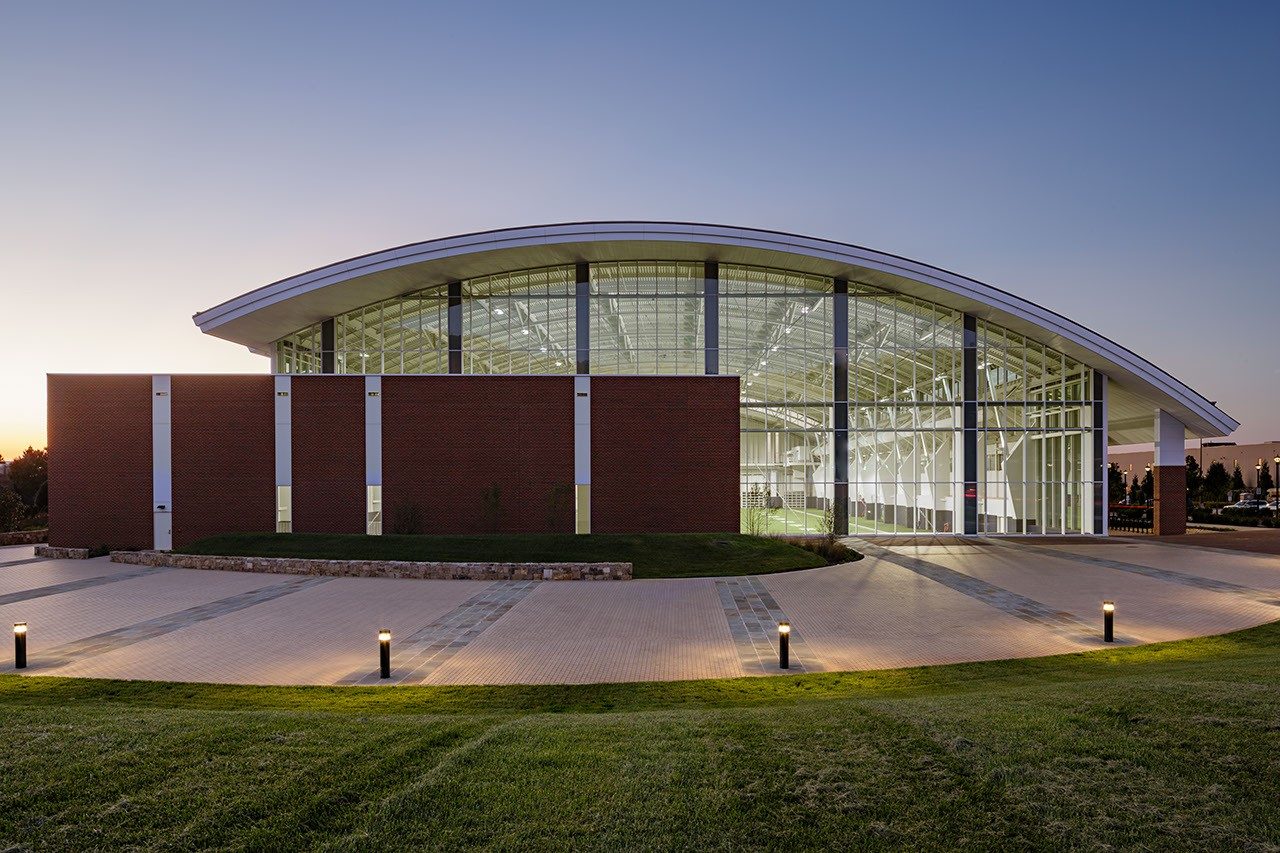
[0,487,24,532]
[777,536,857,565]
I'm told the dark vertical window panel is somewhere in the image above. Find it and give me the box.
[963,313,978,534]
[704,261,719,375]
[833,279,849,535]
[576,262,590,375]
[447,281,462,374]
[1093,371,1106,533]
[321,319,335,374]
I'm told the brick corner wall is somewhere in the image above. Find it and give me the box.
[1153,464,1187,536]
[47,375,153,550]
[591,376,740,533]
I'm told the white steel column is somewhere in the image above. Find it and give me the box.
[152,375,172,550]
[274,376,292,532]
[574,376,590,534]
[365,376,382,535]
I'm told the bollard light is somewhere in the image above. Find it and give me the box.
[378,628,392,679]
[1102,601,1115,643]
[778,621,791,669]
[14,622,27,669]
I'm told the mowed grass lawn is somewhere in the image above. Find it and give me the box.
[178,532,838,578]
[3,623,1280,850]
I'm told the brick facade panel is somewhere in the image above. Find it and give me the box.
[46,375,153,550]
[382,376,575,534]
[591,376,740,533]
[291,376,365,534]
[171,375,275,547]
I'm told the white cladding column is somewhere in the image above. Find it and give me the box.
[1154,409,1185,467]
[274,376,292,533]
[152,375,172,550]
[574,376,590,534]
[366,376,382,535]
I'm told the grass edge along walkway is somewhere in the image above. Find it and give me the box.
[2,618,1276,717]
[175,531,845,579]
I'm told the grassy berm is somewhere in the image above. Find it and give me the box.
[1,622,1279,849]
[177,531,846,579]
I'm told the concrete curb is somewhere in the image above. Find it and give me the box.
[109,550,632,581]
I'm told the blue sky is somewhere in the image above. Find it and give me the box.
[1,1,1276,457]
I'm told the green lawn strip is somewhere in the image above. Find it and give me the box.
[175,532,833,579]
[3,624,1278,849]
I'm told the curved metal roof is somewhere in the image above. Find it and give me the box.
[193,221,1237,442]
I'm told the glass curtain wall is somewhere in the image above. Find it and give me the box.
[463,266,575,374]
[721,265,834,535]
[975,321,1094,533]
[589,262,703,374]
[270,261,1098,535]
[274,287,450,375]
[848,288,963,533]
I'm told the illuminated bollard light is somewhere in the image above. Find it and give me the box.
[379,628,392,679]
[1102,601,1115,643]
[14,622,27,669]
[778,621,790,669]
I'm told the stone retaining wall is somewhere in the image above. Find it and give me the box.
[110,550,631,581]
[2,529,48,546]
[34,544,91,559]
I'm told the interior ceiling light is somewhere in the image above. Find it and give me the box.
[494,308,504,315]
[521,329,529,335]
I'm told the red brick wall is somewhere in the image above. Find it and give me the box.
[47,375,153,550]
[591,376,740,533]
[171,375,275,547]
[291,377,365,534]
[382,376,575,533]
[1153,464,1187,536]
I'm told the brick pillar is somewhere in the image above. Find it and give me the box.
[1153,465,1186,535]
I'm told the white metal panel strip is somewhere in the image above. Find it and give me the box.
[152,375,172,550]
[365,376,382,486]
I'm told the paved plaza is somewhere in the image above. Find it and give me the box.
[2,537,1279,686]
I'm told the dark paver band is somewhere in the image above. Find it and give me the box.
[998,541,1280,606]
[22,576,332,670]
[852,541,1098,640]
[340,580,539,686]
[716,576,820,675]
[0,556,61,569]
[0,566,170,606]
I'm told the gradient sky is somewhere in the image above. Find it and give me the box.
[1,1,1277,460]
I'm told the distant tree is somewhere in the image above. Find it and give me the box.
[1141,467,1154,504]
[1185,455,1204,507]
[1107,463,1127,505]
[1128,475,1142,505]
[1260,461,1275,495]
[0,487,23,532]
[1231,463,1246,493]
[1204,461,1230,502]
[8,447,47,511]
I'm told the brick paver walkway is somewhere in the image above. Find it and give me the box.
[2,538,1278,686]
